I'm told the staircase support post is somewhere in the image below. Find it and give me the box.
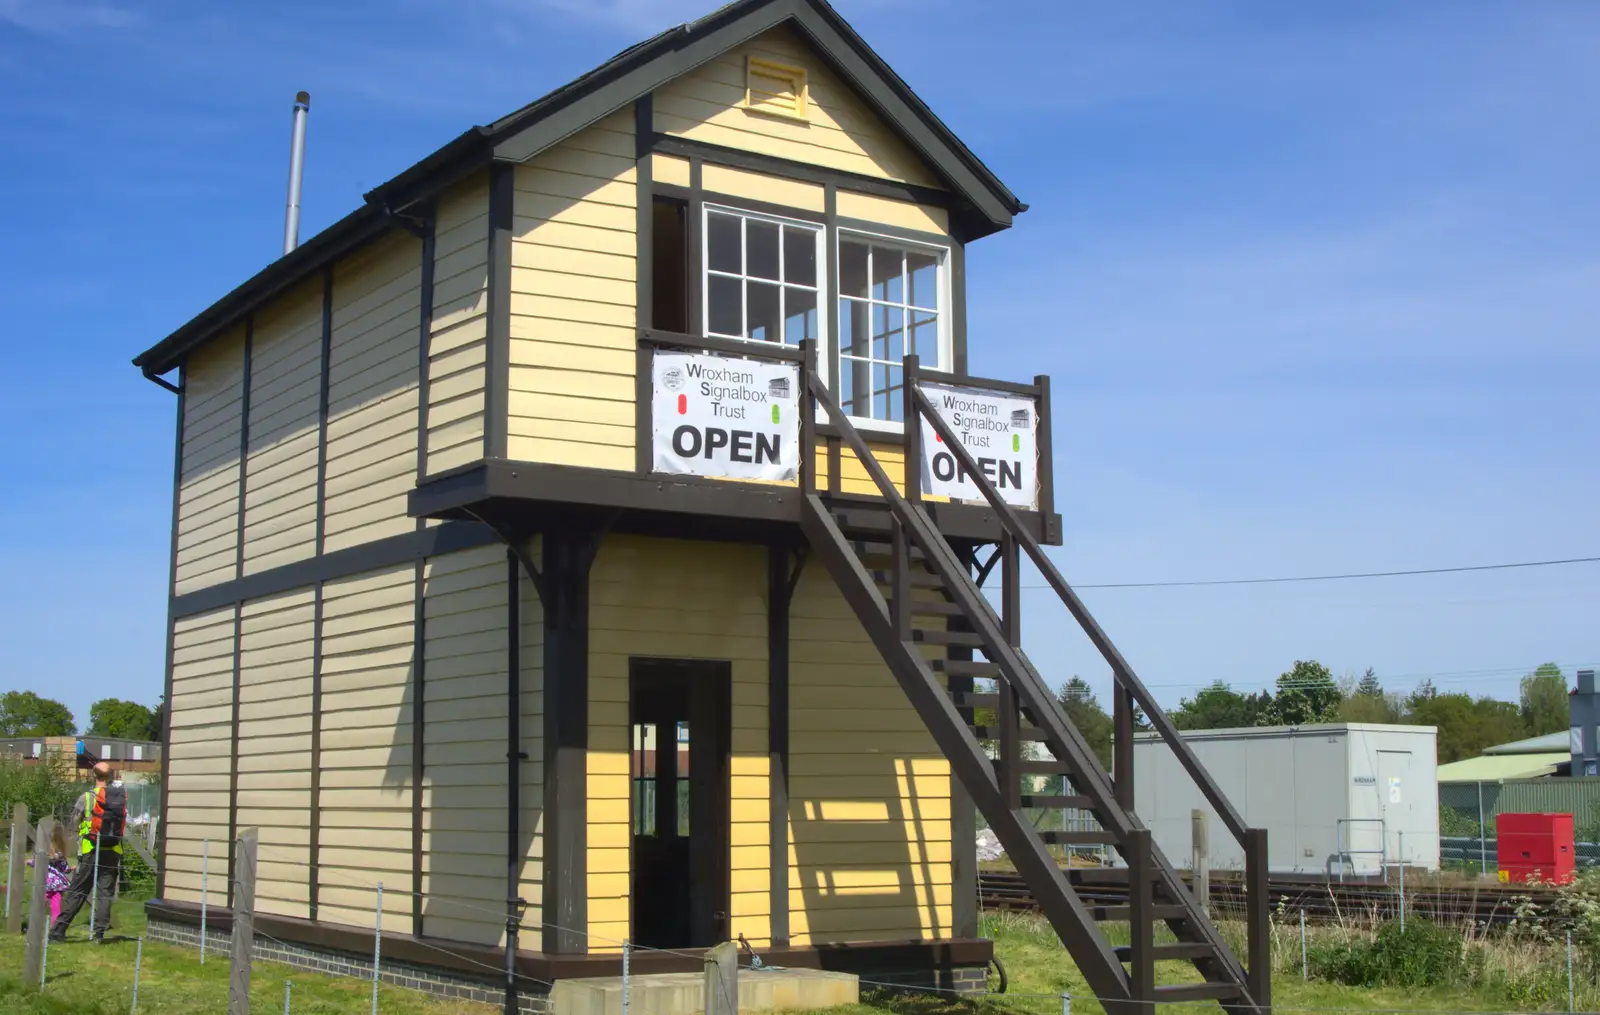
[902,353,921,504]
[800,339,817,496]
[1113,681,1134,811]
[891,519,911,639]
[1128,828,1156,1003]
[1245,827,1272,1012]
[998,533,1022,810]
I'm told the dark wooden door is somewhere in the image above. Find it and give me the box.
[629,658,731,949]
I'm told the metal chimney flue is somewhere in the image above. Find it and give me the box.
[283,90,311,255]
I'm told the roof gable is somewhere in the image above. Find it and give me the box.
[480,0,1019,224]
[651,25,941,188]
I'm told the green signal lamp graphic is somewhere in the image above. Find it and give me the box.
[772,404,781,424]
[1012,433,1020,452]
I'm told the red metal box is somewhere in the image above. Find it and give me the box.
[1497,812,1575,884]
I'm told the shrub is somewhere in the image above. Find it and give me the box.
[1307,919,1470,987]
[118,842,158,898]
[0,756,92,826]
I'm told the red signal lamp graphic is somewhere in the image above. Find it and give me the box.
[677,394,687,415]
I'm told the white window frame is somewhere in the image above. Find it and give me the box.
[829,227,953,434]
[699,202,827,351]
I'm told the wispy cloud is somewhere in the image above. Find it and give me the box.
[0,0,138,34]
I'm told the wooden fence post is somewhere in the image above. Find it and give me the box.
[22,816,55,989]
[6,802,27,934]
[228,828,259,1015]
[1191,808,1210,917]
[704,940,739,1015]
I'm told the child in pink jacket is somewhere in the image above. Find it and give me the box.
[26,825,73,928]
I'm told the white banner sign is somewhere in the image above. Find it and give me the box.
[652,352,800,481]
[918,382,1039,509]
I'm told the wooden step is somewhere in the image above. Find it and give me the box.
[870,569,943,588]
[911,629,984,648]
[948,691,999,710]
[903,600,964,617]
[1016,759,1072,775]
[1066,868,1144,887]
[1152,983,1243,1002]
[1038,830,1119,846]
[850,539,929,560]
[1111,942,1217,962]
[831,508,896,533]
[1088,904,1191,922]
[934,659,999,678]
[971,725,1049,741]
[1018,794,1093,809]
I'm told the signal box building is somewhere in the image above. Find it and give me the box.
[136,2,1271,1012]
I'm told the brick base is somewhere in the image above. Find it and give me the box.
[146,915,552,1014]
[857,961,991,997]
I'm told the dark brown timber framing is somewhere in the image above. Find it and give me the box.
[408,458,1061,548]
[411,559,426,934]
[947,545,978,939]
[540,522,603,954]
[226,603,242,906]
[415,211,437,491]
[504,551,525,1015]
[316,270,333,553]
[156,368,185,897]
[485,163,513,461]
[766,544,805,945]
[309,581,325,919]
[633,93,654,475]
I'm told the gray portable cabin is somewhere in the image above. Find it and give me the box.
[1134,723,1440,877]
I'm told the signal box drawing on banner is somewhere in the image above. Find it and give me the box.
[133,0,1271,1010]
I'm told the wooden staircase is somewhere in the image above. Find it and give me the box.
[796,354,1271,1015]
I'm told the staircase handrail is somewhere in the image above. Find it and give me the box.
[908,382,1252,848]
[803,369,1134,834]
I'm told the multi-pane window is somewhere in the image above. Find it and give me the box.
[703,207,822,346]
[838,236,943,422]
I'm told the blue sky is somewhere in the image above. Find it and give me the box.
[1,0,1595,729]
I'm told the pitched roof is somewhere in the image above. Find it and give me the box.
[1437,752,1568,783]
[1482,731,1573,756]
[133,0,1023,377]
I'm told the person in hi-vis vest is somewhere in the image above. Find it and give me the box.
[51,761,126,942]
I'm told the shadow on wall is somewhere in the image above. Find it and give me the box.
[790,754,947,946]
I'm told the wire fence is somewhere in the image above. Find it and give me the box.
[7,830,1599,1013]
[1441,779,1600,845]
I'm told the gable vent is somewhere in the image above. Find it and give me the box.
[745,56,808,121]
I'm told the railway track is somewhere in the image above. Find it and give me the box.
[978,871,1552,927]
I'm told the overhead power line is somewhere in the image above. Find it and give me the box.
[1029,554,1600,591]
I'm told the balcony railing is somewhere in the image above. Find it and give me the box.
[635,330,1055,523]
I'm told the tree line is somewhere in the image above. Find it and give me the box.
[0,691,163,741]
[1056,662,1573,766]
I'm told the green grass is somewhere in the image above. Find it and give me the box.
[813,911,1585,1015]
[1,873,497,1014]
[4,848,1589,1015]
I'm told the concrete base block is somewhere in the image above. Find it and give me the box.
[553,968,859,1015]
